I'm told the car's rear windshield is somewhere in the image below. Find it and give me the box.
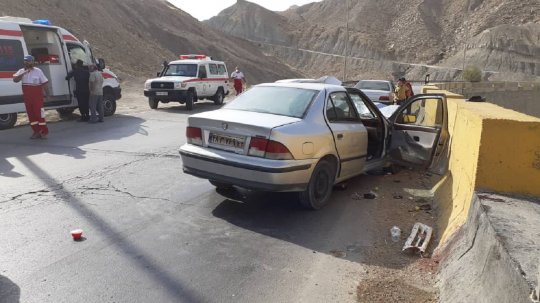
[356,81,390,91]
[225,86,319,118]
[163,64,197,77]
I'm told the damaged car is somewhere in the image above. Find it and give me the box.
[179,78,449,209]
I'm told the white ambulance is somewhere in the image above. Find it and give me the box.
[144,55,229,110]
[0,17,122,130]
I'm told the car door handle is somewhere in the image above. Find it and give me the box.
[337,134,344,139]
[413,136,420,142]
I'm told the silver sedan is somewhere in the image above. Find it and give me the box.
[180,81,449,209]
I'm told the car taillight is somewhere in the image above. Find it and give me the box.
[248,137,294,160]
[186,127,202,145]
[379,95,390,101]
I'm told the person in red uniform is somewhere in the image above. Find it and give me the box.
[230,66,246,96]
[13,55,50,139]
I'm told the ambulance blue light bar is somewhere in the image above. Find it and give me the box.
[33,19,52,25]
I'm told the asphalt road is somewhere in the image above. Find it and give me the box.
[0,99,436,303]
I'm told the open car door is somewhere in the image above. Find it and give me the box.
[388,94,449,174]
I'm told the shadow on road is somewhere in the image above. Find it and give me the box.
[0,275,20,303]
[211,171,441,270]
[11,156,205,302]
[0,115,146,178]
[153,100,224,115]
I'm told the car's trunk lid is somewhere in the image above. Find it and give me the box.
[188,109,301,154]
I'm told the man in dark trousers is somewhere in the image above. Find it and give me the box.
[66,60,90,121]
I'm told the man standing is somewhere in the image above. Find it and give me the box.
[401,77,414,98]
[230,66,246,96]
[13,55,49,139]
[393,79,410,105]
[66,60,90,121]
[88,64,104,123]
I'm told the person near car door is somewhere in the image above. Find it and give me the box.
[66,59,90,121]
[401,77,414,98]
[88,64,104,123]
[230,66,246,96]
[12,55,50,139]
[393,79,409,105]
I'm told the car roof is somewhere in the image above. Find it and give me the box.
[359,80,392,83]
[257,82,345,91]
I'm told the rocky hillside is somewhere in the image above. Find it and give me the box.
[1,0,301,83]
[207,0,540,81]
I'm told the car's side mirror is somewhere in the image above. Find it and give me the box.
[402,114,417,123]
[156,72,161,77]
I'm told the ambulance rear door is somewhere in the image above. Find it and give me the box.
[0,22,27,115]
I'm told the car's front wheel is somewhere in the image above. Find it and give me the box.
[103,93,117,116]
[299,159,336,210]
[148,97,159,109]
[185,90,195,111]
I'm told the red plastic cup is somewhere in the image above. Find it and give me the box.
[71,229,83,241]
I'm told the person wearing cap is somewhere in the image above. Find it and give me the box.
[66,59,90,121]
[230,66,246,96]
[88,64,104,123]
[13,55,50,139]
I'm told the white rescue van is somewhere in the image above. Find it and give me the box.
[0,17,122,129]
[144,55,229,110]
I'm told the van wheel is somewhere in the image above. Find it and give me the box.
[56,108,75,116]
[149,97,159,109]
[0,113,17,130]
[103,94,117,116]
[186,90,195,111]
[213,88,224,105]
[299,160,336,210]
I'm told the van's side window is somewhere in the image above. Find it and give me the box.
[218,64,227,76]
[198,65,207,78]
[0,39,24,72]
[208,64,218,75]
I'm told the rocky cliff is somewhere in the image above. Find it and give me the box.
[1,0,301,83]
[207,0,540,81]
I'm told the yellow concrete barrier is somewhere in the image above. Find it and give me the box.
[421,86,540,244]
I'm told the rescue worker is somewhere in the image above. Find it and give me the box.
[230,66,246,96]
[393,79,410,105]
[13,55,50,139]
[66,60,90,121]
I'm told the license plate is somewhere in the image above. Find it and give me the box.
[209,132,245,149]
[156,92,168,96]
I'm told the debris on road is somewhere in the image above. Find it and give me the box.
[390,226,401,242]
[70,229,84,241]
[402,223,433,255]
[393,194,403,199]
[364,192,378,199]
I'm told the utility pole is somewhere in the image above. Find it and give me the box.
[462,0,470,81]
[343,0,350,82]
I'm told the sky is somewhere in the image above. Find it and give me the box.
[169,0,323,21]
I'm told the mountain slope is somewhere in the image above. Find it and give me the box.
[1,0,301,83]
[207,0,540,80]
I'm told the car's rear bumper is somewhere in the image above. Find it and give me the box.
[179,144,315,192]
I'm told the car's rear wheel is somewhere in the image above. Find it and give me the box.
[209,180,233,190]
[186,90,195,111]
[0,113,17,130]
[213,88,224,105]
[148,97,159,109]
[299,159,336,210]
